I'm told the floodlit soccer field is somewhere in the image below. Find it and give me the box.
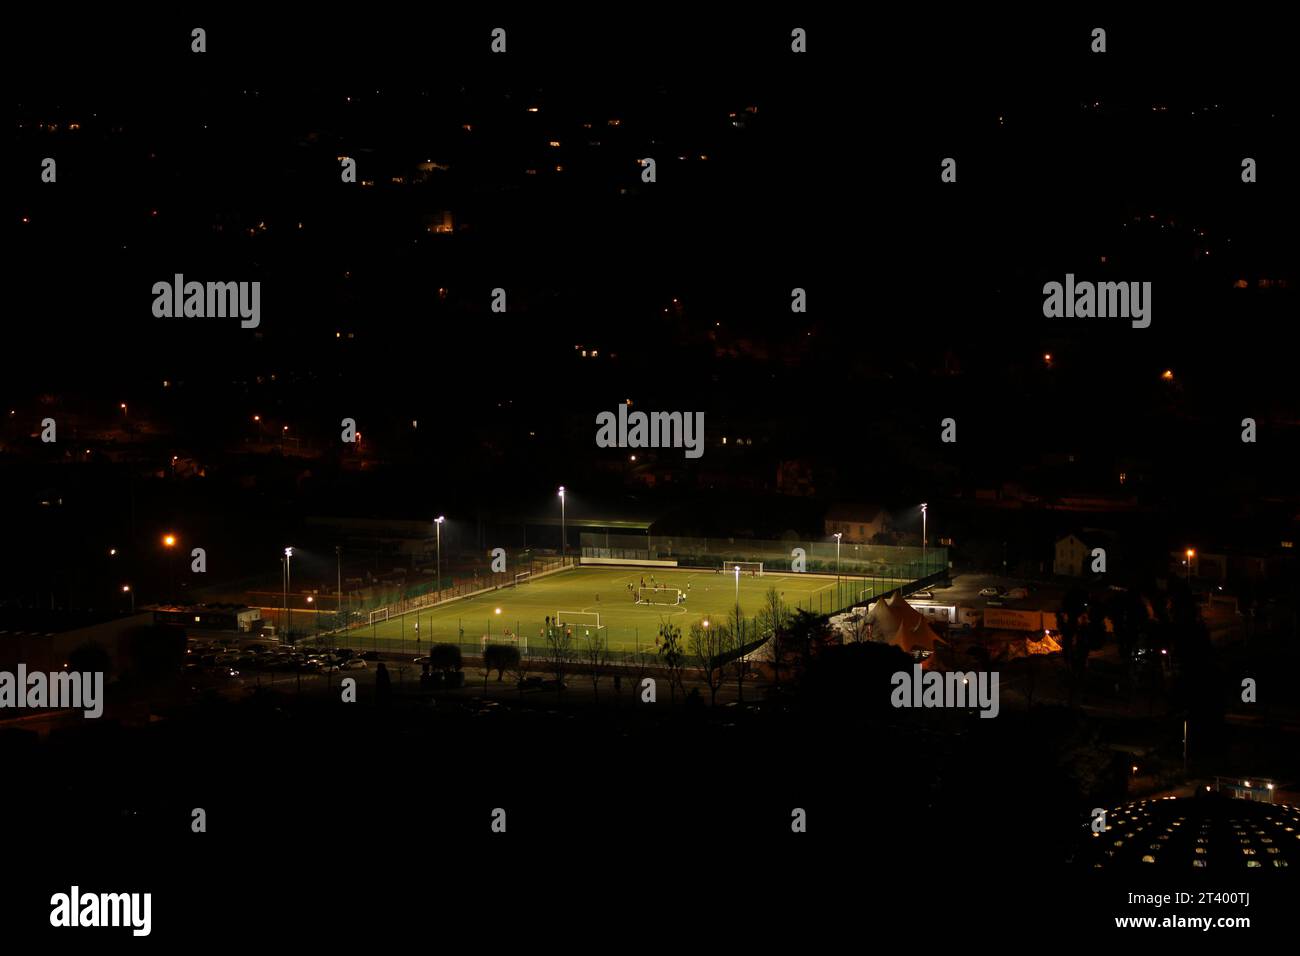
[339,565,915,654]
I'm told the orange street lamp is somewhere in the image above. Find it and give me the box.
[163,534,176,548]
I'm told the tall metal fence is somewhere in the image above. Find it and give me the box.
[269,552,571,643]
[296,617,771,672]
[581,533,947,579]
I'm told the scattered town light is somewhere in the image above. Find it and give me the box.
[163,534,176,547]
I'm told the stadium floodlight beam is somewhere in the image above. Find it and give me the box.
[435,517,445,605]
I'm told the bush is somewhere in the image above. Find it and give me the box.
[428,642,462,672]
[67,642,112,674]
[482,644,521,681]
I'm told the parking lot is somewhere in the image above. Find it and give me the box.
[918,573,1069,614]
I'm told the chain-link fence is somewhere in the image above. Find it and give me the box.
[581,533,946,578]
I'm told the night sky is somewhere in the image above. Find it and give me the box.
[3,10,1298,939]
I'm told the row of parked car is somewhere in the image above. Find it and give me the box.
[186,642,378,677]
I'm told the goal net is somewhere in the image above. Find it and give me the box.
[368,607,390,625]
[636,586,684,606]
[555,610,600,628]
[513,571,532,588]
[482,634,528,653]
[722,561,763,576]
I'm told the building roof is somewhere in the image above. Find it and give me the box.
[0,607,128,636]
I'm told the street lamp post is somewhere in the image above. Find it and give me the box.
[336,545,343,630]
[558,486,566,567]
[162,533,177,599]
[122,584,134,613]
[435,517,445,605]
[1185,548,1195,584]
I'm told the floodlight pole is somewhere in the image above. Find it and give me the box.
[284,547,294,643]
[435,517,445,606]
[921,502,928,575]
[559,486,566,567]
[734,564,740,603]
[834,532,842,600]
[336,545,343,630]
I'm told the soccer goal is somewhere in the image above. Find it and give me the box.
[722,561,763,576]
[368,607,390,625]
[513,571,532,588]
[554,623,607,644]
[636,586,684,606]
[482,634,528,653]
[555,610,600,629]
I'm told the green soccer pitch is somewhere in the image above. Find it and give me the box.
[331,565,914,654]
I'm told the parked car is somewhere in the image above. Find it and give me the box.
[978,587,1000,597]
[341,659,367,670]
